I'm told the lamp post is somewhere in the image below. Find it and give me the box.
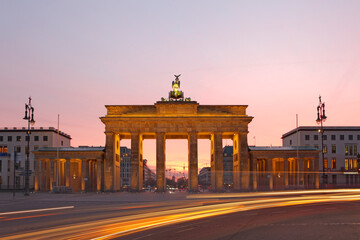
[316,95,327,185]
[23,97,35,196]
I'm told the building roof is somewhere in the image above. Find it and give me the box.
[249,146,318,151]
[282,126,360,139]
[35,146,104,152]
[0,127,71,139]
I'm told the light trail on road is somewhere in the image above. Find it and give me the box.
[2,189,360,240]
[0,206,74,216]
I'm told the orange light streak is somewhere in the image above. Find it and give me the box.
[0,212,62,221]
[117,205,157,210]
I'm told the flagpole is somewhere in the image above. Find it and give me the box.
[56,114,60,188]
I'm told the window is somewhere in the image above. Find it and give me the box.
[350,145,353,155]
[34,136,39,141]
[331,158,336,169]
[0,160,2,171]
[331,135,336,141]
[349,135,353,140]
[345,159,348,170]
[305,135,310,140]
[349,159,353,170]
[355,145,358,155]
[3,146,7,153]
[345,145,349,155]
[355,160,358,169]
[61,140,64,146]
[323,135,327,141]
[0,146,2,153]
[323,158,328,169]
[323,145,327,153]
[314,144,319,149]
[43,136,48,141]
[16,136,21,142]
[331,145,336,153]
[25,136,30,141]
[16,146,21,153]
[314,135,318,140]
[7,136,12,142]
[358,135,360,141]
[0,136,3,142]
[290,140,292,145]
[340,135,344,140]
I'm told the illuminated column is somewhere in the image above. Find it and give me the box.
[97,159,102,192]
[211,133,223,191]
[34,156,40,191]
[232,134,240,191]
[41,159,46,191]
[268,158,273,190]
[60,160,65,186]
[284,157,289,188]
[299,158,304,186]
[65,159,70,187]
[104,132,120,191]
[81,159,87,192]
[156,132,166,192]
[131,133,143,191]
[188,132,198,192]
[50,158,54,191]
[45,159,51,191]
[239,133,250,190]
[252,156,257,191]
[314,157,319,189]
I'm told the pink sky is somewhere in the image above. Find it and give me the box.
[1,1,360,174]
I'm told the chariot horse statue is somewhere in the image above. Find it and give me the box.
[169,74,184,101]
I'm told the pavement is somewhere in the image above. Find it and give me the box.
[0,190,194,212]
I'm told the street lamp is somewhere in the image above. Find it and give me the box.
[23,97,35,196]
[316,95,327,185]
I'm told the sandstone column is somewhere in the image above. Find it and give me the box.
[50,158,54,191]
[41,160,46,191]
[156,132,166,192]
[232,134,240,191]
[188,132,198,192]
[104,132,120,191]
[97,159,102,192]
[211,133,223,191]
[34,156,40,191]
[252,156,257,191]
[239,133,250,190]
[268,158,273,190]
[284,157,289,188]
[131,133,143,191]
[46,159,51,191]
[299,158,304,186]
[314,157,319,189]
[81,159,86,192]
[65,159,70,187]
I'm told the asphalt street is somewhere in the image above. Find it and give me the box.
[0,190,359,240]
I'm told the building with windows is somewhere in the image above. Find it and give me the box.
[119,147,155,189]
[223,146,234,187]
[198,167,211,188]
[143,159,156,186]
[120,147,131,188]
[282,126,360,185]
[0,127,71,190]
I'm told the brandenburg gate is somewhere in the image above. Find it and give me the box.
[100,75,253,192]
